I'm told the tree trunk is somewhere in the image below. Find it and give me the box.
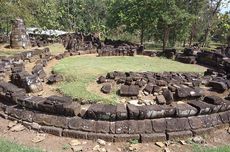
[140,24,144,45]
[183,39,186,47]
[6,18,9,36]
[163,26,169,51]
[203,0,222,47]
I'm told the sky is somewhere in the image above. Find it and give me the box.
[220,0,230,13]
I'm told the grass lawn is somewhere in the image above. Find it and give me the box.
[53,55,206,104]
[193,145,230,152]
[0,139,42,152]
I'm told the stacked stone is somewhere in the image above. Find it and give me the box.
[62,32,100,54]
[98,71,230,104]
[98,38,141,57]
[10,18,30,49]
[176,48,200,64]
[0,80,230,142]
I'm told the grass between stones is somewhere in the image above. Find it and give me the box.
[53,55,206,104]
[0,139,41,152]
[193,145,230,152]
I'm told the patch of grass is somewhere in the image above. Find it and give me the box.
[193,144,230,152]
[0,43,65,56]
[47,43,66,55]
[0,139,42,152]
[53,55,206,104]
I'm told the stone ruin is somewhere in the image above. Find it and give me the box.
[97,38,142,57]
[0,36,230,142]
[98,70,230,104]
[10,18,31,49]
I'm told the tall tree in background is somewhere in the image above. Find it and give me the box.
[108,0,158,45]
[202,0,222,46]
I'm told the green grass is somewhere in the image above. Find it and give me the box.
[53,55,206,104]
[0,139,42,152]
[47,43,66,55]
[193,145,230,152]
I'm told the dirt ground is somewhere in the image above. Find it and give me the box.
[0,117,229,152]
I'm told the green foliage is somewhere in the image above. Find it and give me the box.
[129,139,139,144]
[0,0,226,46]
[193,144,230,152]
[0,138,42,152]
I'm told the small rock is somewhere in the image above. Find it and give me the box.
[192,136,205,144]
[93,145,100,151]
[179,140,186,145]
[101,84,112,94]
[72,145,83,152]
[70,140,81,146]
[128,100,139,106]
[31,122,41,130]
[32,133,46,143]
[97,139,106,146]
[8,121,17,128]
[156,95,166,105]
[155,142,165,148]
[10,124,25,132]
[129,144,139,151]
[164,147,171,152]
[98,147,106,152]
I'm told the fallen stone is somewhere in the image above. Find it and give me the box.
[32,133,46,143]
[156,95,166,105]
[155,142,165,148]
[101,84,112,94]
[10,124,25,132]
[192,136,205,144]
[70,139,81,146]
[97,139,106,146]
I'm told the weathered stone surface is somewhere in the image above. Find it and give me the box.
[175,103,198,117]
[208,81,227,93]
[141,133,166,143]
[138,105,165,119]
[120,85,139,96]
[6,107,34,122]
[187,100,216,114]
[219,111,230,123]
[192,127,215,136]
[40,126,62,136]
[156,95,166,105]
[188,116,207,130]
[143,83,154,93]
[33,113,68,128]
[62,129,87,139]
[95,121,110,133]
[162,89,174,104]
[116,104,127,120]
[166,118,190,132]
[115,120,129,134]
[47,74,63,84]
[101,84,112,94]
[127,104,139,119]
[167,131,193,140]
[151,118,166,133]
[97,76,106,84]
[137,120,153,134]
[87,132,114,142]
[114,134,139,142]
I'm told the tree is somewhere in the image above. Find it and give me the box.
[108,0,158,45]
[154,0,191,50]
[202,0,222,46]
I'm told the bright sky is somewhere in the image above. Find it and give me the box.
[220,0,230,13]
